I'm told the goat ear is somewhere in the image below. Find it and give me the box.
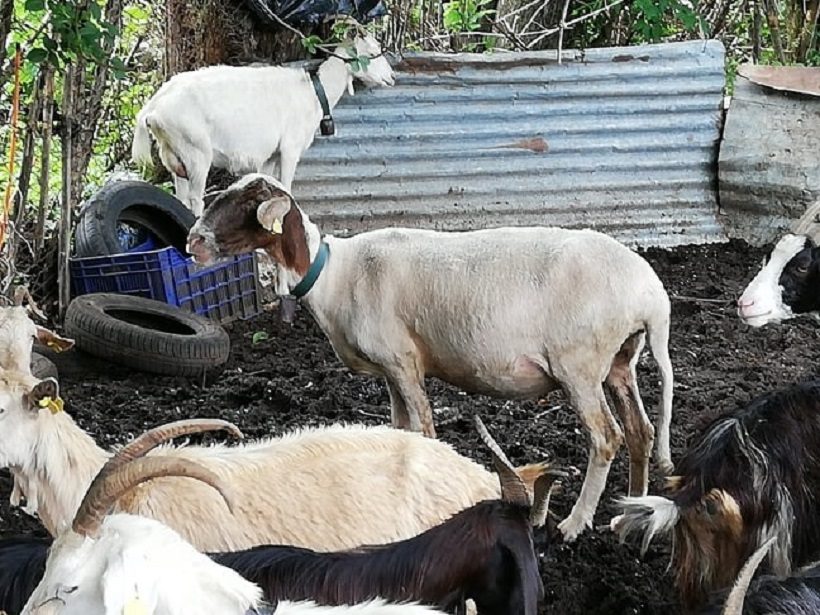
[257,195,293,232]
[35,326,75,352]
[26,377,61,412]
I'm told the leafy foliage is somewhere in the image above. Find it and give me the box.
[443,0,494,34]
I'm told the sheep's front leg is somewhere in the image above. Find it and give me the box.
[278,148,300,192]
[557,382,623,542]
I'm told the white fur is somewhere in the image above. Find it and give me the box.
[132,35,394,216]
[23,514,444,615]
[0,371,508,551]
[737,234,805,327]
[610,495,681,554]
[191,174,675,542]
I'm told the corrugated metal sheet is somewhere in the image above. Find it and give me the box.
[292,40,727,248]
[719,68,820,246]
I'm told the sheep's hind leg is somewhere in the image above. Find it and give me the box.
[382,361,435,438]
[606,332,653,497]
[385,378,411,431]
[557,379,623,542]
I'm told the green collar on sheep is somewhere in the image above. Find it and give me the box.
[292,240,330,299]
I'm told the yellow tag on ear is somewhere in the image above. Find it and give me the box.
[46,340,63,352]
[38,396,64,414]
[123,596,149,615]
[271,219,283,235]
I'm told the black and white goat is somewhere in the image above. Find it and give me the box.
[215,416,562,615]
[611,380,820,607]
[738,200,820,327]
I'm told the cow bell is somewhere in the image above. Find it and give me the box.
[320,116,335,136]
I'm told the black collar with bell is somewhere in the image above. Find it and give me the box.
[309,68,335,136]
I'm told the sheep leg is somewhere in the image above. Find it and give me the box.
[173,174,190,207]
[557,381,623,542]
[278,149,299,192]
[384,371,436,438]
[606,332,653,497]
[185,162,209,218]
[647,322,674,475]
[385,378,411,430]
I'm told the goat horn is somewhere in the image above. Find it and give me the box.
[529,468,568,528]
[722,536,777,615]
[109,419,243,470]
[791,199,820,239]
[473,415,530,507]
[72,456,235,538]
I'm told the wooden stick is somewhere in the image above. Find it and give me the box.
[1,44,22,251]
[35,67,53,256]
[58,64,74,319]
[556,0,571,64]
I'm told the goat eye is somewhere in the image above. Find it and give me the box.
[0,407,6,415]
[796,265,809,274]
[62,585,78,595]
[704,499,718,515]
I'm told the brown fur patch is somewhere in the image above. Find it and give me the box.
[675,489,746,607]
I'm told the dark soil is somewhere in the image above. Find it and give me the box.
[3,238,819,614]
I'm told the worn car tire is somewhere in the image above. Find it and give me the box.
[75,181,195,257]
[64,294,230,377]
[30,352,58,380]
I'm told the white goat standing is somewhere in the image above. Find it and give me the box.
[187,174,675,541]
[131,33,394,216]
[23,428,445,615]
[0,365,544,552]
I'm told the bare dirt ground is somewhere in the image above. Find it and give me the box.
[3,239,819,614]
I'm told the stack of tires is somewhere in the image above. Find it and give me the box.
[67,181,230,377]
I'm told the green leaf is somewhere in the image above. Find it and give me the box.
[24,0,46,12]
[252,331,270,345]
[26,48,48,64]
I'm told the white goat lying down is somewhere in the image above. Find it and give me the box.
[186,174,675,541]
[0,368,544,552]
[131,31,394,216]
[23,426,445,615]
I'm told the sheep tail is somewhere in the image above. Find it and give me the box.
[610,495,680,555]
[132,109,155,170]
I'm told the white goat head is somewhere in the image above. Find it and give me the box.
[0,372,62,470]
[335,33,394,87]
[23,421,256,615]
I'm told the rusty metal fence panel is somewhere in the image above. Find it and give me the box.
[292,40,727,248]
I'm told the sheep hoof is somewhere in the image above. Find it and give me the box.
[557,514,592,542]
[657,458,675,475]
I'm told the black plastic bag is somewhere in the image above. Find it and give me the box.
[243,0,386,27]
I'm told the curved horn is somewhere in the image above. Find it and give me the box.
[474,415,529,506]
[791,199,820,238]
[109,419,243,469]
[73,457,235,537]
[722,536,776,615]
[529,469,568,528]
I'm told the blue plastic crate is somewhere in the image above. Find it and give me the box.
[70,246,262,324]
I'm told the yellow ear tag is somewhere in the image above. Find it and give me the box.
[38,396,64,414]
[271,219,283,235]
[46,340,64,352]
[123,596,149,615]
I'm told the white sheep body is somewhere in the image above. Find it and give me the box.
[188,174,675,541]
[132,35,394,216]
